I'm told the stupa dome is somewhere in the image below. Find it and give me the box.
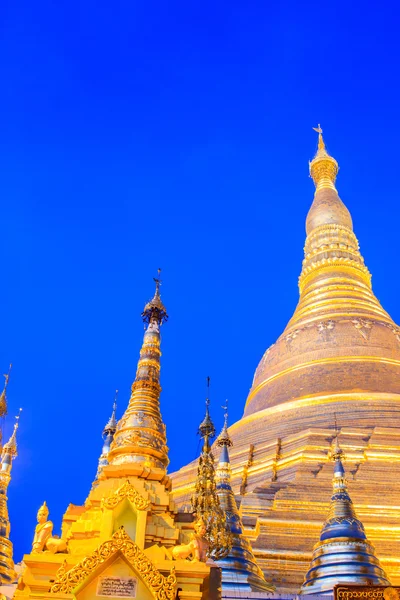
[244,131,400,418]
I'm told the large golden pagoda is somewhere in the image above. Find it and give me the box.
[171,127,400,592]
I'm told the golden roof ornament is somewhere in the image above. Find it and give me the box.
[191,379,232,560]
[216,401,232,449]
[309,124,339,191]
[141,269,168,325]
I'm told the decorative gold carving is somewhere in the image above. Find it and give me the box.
[51,527,176,599]
[352,318,373,340]
[102,481,150,511]
[299,257,372,291]
[55,560,68,580]
[317,320,335,341]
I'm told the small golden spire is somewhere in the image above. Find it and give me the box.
[309,125,339,191]
[108,274,169,473]
[191,386,232,560]
[216,400,232,448]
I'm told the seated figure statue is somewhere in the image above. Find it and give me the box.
[31,502,67,554]
[172,518,209,562]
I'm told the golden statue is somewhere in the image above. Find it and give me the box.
[32,502,67,554]
[32,502,53,552]
[172,518,209,562]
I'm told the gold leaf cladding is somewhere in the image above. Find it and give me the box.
[102,481,150,511]
[51,527,176,599]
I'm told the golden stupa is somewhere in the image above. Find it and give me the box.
[171,127,400,592]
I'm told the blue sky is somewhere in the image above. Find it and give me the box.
[2,0,400,560]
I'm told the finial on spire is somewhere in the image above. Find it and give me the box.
[331,413,345,462]
[312,124,326,152]
[198,377,216,440]
[309,125,339,191]
[216,400,232,448]
[141,270,168,325]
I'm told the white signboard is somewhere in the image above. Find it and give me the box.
[96,576,137,598]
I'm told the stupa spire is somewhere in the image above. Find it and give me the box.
[215,406,275,593]
[108,273,169,475]
[244,126,399,419]
[93,391,118,485]
[191,380,232,560]
[0,408,21,584]
[300,431,390,595]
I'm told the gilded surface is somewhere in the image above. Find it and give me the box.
[171,131,400,591]
[101,481,150,511]
[51,528,177,599]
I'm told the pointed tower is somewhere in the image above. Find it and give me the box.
[108,272,169,475]
[93,391,118,485]
[191,382,232,560]
[171,128,400,590]
[215,406,275,593]
[300,435,390,595]
[0,409,21,583]
[245,125,396,417]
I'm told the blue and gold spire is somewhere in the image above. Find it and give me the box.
[215,404,275,593]
[0,408,21,584]
[300,433,390,595]
[93,391,118,485]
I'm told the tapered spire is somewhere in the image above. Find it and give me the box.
[300,433,390,595]
[215,405,275,593]
[93,391,118,485]
[108,273,169,475]
[288,125,390,329]
[245,127,396,418]
[191,381,232,560]
[0,409,21,584]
